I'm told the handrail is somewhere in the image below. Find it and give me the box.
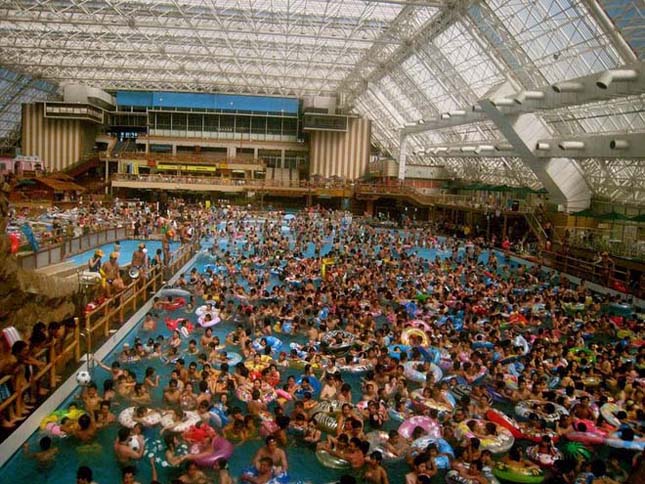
[0,318,81,417]
[553,225,644,260]
[15,226,132,270]
[525,211,549,243]
[540,249,631,290]
[0,240,198,431]
[102,152,265,166]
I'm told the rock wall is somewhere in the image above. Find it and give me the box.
[0,177,78,335]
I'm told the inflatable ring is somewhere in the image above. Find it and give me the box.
[486,409,559,444]
[252,336,283,355]
[403,361,442,384]
[567,347,596,368]
[235,385,277,405]
[337,362,373,374]
[410,390,454,419]
[411,436,454,469]
[600,403,622,428]
[493,461,544,483]
[526,445,563,467]
[160,298,187,311]
[192,436,234,467]
[455,420,515,454]
[605,432,645,451]
[195,304,217,317]
[311,400,345,416]
[321,330,356,355]
[398,416,442,439]
[118,407,162,428]
[159,288,191,298]
[242,468,290,484]
[315,449,350,470]
[515,400,568,424]
[161,410,201,433]
[146,438,190,468]
[312,412,338,434]
[245,355,274,372]
[198,313,221,328]
[295,375,321,398]
[165,318,194,334]
[366,431,403,462]
[446,467,500,484]
[401,327,430,346]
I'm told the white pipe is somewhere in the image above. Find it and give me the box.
[475,145,495,153]
[490,98,514,107]
[440,113,450,120]
[536,142,551,150]
[596,69,638,89]
[461,146,477,153]
[417,119,425,125]
[472,105,483,112]
[514,90,545,104]
[449,110,467,116]
[610,139,630,150]
[495,144,513,151]
[552,81,583,93]
[434,147,448,153]
[558,141,585,150]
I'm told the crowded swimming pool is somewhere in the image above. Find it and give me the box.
[1,209,641,484]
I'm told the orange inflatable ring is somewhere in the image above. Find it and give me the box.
[165,318,194,334]
[161,298,186,311]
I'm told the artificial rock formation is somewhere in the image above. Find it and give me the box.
[0,176,78,334]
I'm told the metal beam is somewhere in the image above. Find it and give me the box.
[339,1,471,109]
[479,99,591,212]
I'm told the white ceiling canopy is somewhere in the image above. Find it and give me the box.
[0,0,642,203]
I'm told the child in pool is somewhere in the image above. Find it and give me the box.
[22,436,58,466]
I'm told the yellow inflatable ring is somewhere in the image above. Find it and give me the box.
[401,327,430,346]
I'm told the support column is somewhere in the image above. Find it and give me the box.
[172,144,177,155]
[398,134,408,181]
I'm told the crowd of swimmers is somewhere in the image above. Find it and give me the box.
[8,204,644,484]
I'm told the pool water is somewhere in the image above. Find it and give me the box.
[1,229,523,484]
[67,239,180,268]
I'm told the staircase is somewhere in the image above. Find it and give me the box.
[525,211,549,245]
[64,154,100,177]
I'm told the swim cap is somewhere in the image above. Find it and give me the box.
[95,249,104,257]
[110,252,118,259]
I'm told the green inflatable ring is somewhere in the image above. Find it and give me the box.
[315,449,350,470]
[493,461,544,484]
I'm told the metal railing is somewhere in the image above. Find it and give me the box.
[540,249,631,290]
[553,225,644,260]
[16,226,131,271]
[101,151,265,166]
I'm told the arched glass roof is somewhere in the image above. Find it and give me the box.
[0,0,642,202]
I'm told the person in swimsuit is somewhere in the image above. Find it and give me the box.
[252,436,288,474]
[88,249,103,273]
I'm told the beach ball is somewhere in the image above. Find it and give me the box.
[76,370,92,386]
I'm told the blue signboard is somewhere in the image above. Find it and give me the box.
[115,91,299,114]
